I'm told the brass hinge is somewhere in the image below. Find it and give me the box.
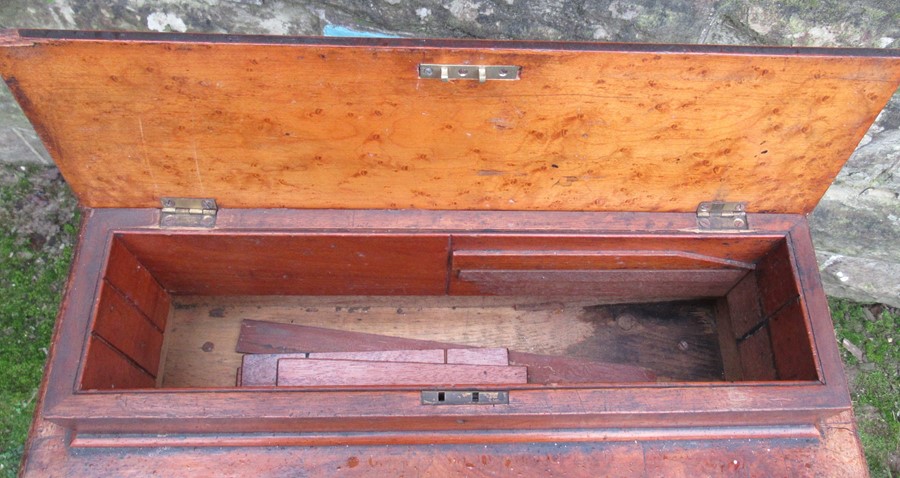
[696,201,748,231]
[159,197,217,228]
[418,64,521,83]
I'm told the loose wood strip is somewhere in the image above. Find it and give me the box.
[276,359,527,387]
[241,353,308,387]
[447,348,509,366]
[91,283,163,376]
[237,320,656,383]
[727,271,764,339]
[309,350,446,363]
[452,269,746,297]
[241,350,447,386]
[80,337,156,390]
[452,250,753,271]
[713,298,743,381]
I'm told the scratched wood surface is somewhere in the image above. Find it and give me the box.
[161,296,715,387]
[276,359,527,386]
[20,410,868,477]
[1,30,898,212]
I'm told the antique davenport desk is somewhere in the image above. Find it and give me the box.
[1,29,899,476]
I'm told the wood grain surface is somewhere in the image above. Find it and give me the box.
[276,359,527,386]
[1,30,898,213]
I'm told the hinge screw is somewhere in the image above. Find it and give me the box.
[733,218,746,228]
[698,203,710,212]
[202,199,215,209]
[162,198,175,208]
[161,214,176,226]
[734,204,744,212]
[200,215,215,227]
[698,218,711,228]
[423,66,433,76]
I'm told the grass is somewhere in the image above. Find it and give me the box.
[0,165,77,477]
[830,298,900,477]
[0,164,897,475]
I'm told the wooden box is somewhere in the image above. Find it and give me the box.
[3,29,899,476]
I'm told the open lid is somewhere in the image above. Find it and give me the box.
[1,29,899,213]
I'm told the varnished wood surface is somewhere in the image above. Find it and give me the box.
[1,30,898,212]
[21,410,867,477]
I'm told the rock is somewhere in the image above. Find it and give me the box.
[0,0,898,305]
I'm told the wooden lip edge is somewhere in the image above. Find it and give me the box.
[6,28,900,58]
[69,424,822,448]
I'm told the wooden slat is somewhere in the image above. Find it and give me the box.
[452,269,746,297]
[452,235,780,265]
[276,359,527,386]
[91,283,163,376]
[452,250,753,271]
[236,320,656,384]
[80,337,156,390]
[1,30,898,213]
[117,234,450,295]
[447,348,509,366]
[104,238,168,330]
[241,350,447,386]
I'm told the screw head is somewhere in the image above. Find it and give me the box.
[162,198,175,208]
[161,214,176,226]
[202,199,215,209]
[698,203,710,212]
[423,66,433,76]
[734,203,744,212]
[678,340,689,351]
[200,215,215,227]
[733,218,746,228]
[698,218,711,228]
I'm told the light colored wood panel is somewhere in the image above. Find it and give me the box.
[1,32,898,212]
[447,348,509,366]
[276,359,527,386]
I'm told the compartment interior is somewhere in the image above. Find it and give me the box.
[79,232,820,391]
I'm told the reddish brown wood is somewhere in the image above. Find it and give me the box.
[2,30,898,214]
[726,270,763,339]
[737,327,777,381]
[713,298,743,381]
[80,337,156,390]
[276,359,528,386]
[452,269,746,297]
[117,234,451,295]
[768,299,818,381]
[90,283,163,377]
[755,240,800,318]
[452,250,753,270]
[103,237,169,330]
[22,410,865,477]
[452,235,780,265]
[241,350,448,386]
[446,348,508,366]
[310,350,447,363]
[236,320,657,383]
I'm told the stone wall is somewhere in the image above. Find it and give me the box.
[1,0,898,305]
